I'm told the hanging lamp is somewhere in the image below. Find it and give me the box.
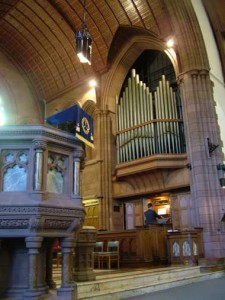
[75,0,92,65]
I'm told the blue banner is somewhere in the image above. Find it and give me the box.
[47,105,94,148]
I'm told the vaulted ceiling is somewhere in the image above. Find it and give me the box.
[0,0,224,105]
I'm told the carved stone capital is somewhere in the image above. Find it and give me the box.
[77,228,97,243]
[29,216,45,232]
[60,236,76,249]
[73,149,84,160]
[33,139,47,151]
[25,236,43,249]
[177,68,209,83]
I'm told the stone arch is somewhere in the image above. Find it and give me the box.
[82,99,96,117]
[101,1,209,112]
[165,0,210,72]
[102,34,172,112]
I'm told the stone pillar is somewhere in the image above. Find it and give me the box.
[57,237,77,300]
[24,237,44,300]
[73,149,83,196]
[95,109,113,230]
[33,139,47,192]
[73,226,96,282]
[178,69,225,257]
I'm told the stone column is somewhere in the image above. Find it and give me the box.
[95,109,113,230]
[178,69,225,257]
[73,149,84,196]
[33,140,47,192]
[73,226,96,282]
[57,237,77,300]
[24,237,43,300]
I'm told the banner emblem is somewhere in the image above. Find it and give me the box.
[47,104,94,148]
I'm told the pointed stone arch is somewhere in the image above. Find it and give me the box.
[101,0,209,111]
[82,99,96,117]
[102,33,179,112]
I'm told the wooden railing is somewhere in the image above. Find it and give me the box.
[97,225,172,267]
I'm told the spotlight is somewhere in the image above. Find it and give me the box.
[166,38,175,48]
[89,79,97,87]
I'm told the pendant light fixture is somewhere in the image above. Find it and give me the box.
[75,0,92,65]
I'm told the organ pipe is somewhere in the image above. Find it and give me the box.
[116,70,184,163]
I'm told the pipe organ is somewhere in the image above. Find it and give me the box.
[116,69,185,163]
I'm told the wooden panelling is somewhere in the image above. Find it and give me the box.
[167,229,204,266]
[171,192,194,231]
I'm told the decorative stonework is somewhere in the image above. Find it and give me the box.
[1,149,29,192]
[48,153,67,174]
[0,206,84,217]
[0,206,84,233]
[32,139,47,150]
[177,69,209,83]
[0,216,83,232]
[0,125,85,300]
[78,231,97,242]
[29,216,45,231]
[0,219,29,229]
[73,149,84,160]
[45,219,73,230]
[2,150,29,166]
[74,227,97,282]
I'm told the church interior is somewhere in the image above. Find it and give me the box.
[0,0,225,299]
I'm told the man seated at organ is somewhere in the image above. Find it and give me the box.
[144,203,163,225]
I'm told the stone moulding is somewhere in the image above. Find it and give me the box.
[0,124,83,149]
[0,206,84,234]
[0,206,83,216]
